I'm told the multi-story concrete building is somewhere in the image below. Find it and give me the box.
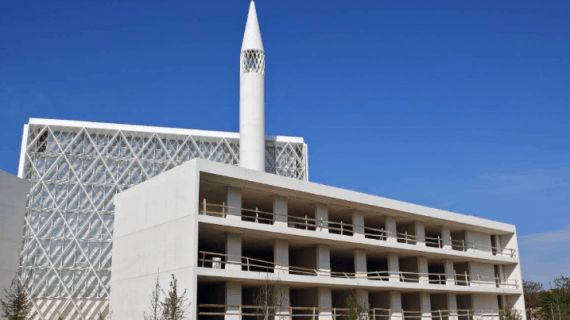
[111,159,525,320]
[110,1,525,320]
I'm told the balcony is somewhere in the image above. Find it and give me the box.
[199,200,516,258]
[197,251,519,289]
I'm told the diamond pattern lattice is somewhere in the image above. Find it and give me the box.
[20,124,307,319]
[241,49,265,75]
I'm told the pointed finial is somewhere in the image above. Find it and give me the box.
[241,0,264,51]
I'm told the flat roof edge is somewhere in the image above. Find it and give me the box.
[27,118,305,143]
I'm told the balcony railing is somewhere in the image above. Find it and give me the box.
[199,200,516,258]
[198,251,519,289]
[199,304,507,320]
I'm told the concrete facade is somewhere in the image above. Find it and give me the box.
[0,170,29,306]
[111,159,527,320]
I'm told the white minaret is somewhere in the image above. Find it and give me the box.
[240,0,266,172]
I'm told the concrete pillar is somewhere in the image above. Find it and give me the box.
[275,286,291,320]
[316,204,329,232]
[390,291,403,320]
[444,260,455,286]
[385,217,397,242]
[318,287,332,320]
[418,257,429,284]
[352,211,365,238]
[354,249,367,279]
[388,253,400,282]
[226,187,242,221]
[415,222,426,246]
[420,292,432,320]
[356,289,370,319]
[226,233,242,271]
[273,196,288,227]
[225,282,242,320]
[274,239,289,274]
[441,226,452,249]
[317,244,331,276]
[447,293,458,320]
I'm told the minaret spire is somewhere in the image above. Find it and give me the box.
[239,0,266,172]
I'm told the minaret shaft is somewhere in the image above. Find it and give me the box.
[239,1,266,172]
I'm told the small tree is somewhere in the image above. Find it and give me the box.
[254,273,287,320]
[144,273,163,320]
[1,271,32,320]
[161,274,190,320]
[524,279,545,320]
[346,290,369,320]
[500,307,524,320]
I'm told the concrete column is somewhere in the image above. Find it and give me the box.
[415,222,426,246]
[354,249,367,279]
[389,291,403,320]
[315,204,329,232]
[317,244,331,276]
[444,260,455,286]
[388,253,400,282]
[274,239,289,274]
[275,286,291,320]
[441,226,452,249]
[356,289,370,319]
[352,211,365,238]
[318,287,333,320]
[226,186,242,221]
[447,293,458,320]
[418,257,429,284]
[226,233,242,271]
[225,282,242,320]
[385,217,397,242]
[273,196,288,227]
[420,292,432,320]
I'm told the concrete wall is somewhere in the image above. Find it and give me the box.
[0,170,29,305]
[111,161,200,320]
[467,231,492,253]
[472,294,499,320]
[469,262,496,288]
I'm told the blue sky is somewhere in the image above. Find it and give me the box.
[1,0,569,285]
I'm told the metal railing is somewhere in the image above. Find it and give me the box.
[198,304,507,320]
[198,251,518,288]
[200,200,516,258]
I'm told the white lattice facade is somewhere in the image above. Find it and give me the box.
[16,118,308,319]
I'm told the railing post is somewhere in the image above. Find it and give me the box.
[201,252,205,267]
[255,208,259,223]
[247,257,250,271]
[239,305,242,320]
[334,308,336,320]
[312,307,316,320]
[203,198,206,215]
[439,310,442,320]
[305,215,308,230]
[438,236,441,248]
[462,240,466,252]
[373,309,376,320]
[465,271,469,286]
[222,201,226,218]
[405,231,408,244]
[320,217,323,231]
[341,221,344,235]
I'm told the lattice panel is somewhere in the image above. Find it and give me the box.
[19,124,306,319]
[241,49,265,75]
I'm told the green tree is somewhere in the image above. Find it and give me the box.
[539,290,570,320]
[161,274,190,320]
[1,271,32,320]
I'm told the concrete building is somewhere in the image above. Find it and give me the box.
[0,170,29,306]
[111,159,525,320]
[111,1,526,320]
